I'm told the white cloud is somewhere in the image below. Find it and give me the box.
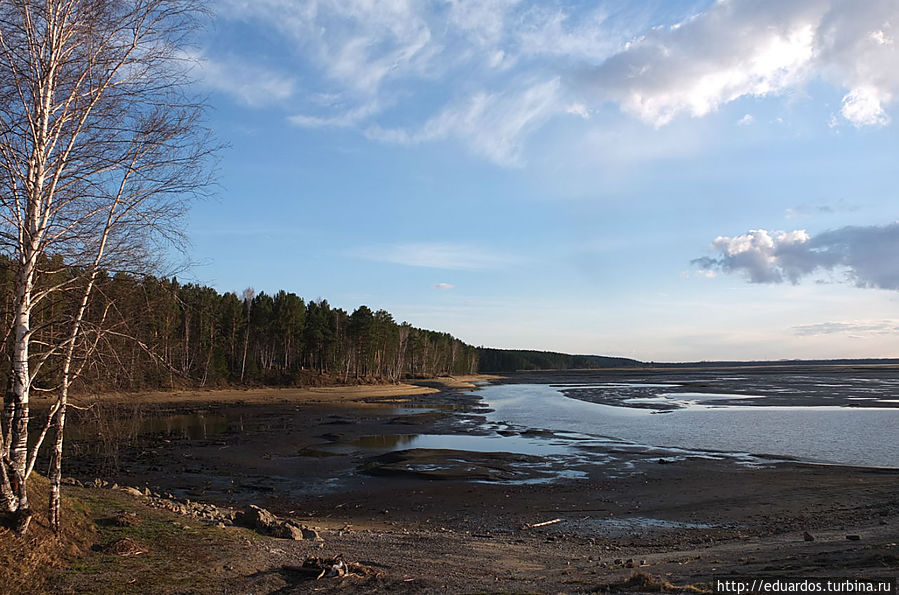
[185,51,295,106]
[566,103,590,119]
[220,0,435,95]
[212,0,899,164]
[694,222,899,289]
[366,79,562,166]
[580,0,899,128]
[794,320,899,336]
[356,242,515,270]
[840,86,891,126]
[446,0,520,48]
[289,101,381,128]
[737,114,754,126]
[434,282,455,290]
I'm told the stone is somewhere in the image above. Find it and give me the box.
[243,505,278,531]
[803,531,815,541]
[275,523,305,540]
[301,526,320,540]
[121,487,144,498]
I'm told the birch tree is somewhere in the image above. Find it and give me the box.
[0,0,212,534]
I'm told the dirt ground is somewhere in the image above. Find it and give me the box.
[41,373,899,593]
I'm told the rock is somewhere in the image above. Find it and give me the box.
[240,504,316,540]
[121,487,144,498]
[803,531,815,541]
[846,534,861,541]
[243,505,278,531]
[301,526,320,540]
[273,523,305,540]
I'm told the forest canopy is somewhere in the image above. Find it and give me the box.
[0,262,479,392]
[478,348,642,373]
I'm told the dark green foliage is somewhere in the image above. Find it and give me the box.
[0,258,479,391]
[477,348,642,373]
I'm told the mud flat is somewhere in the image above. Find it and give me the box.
[53,371,899,593]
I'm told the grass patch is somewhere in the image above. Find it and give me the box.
[53,488,255,594]
[0,474,95,594]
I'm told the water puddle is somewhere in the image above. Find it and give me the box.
[316,433,573,458]
[569,516,716,537]
[553,383,679,389]
[67,413,233,442]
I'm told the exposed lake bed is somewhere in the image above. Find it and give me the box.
[56,368,899,592]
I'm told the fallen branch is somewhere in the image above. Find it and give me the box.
[525,518,563,529]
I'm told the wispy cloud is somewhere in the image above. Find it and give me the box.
[355,242,515,270]
[212,0,899,163]
[289,101,381,128]
[365,79,562,166]
[434,282,455,290]
[785,199,861,219]
[793,320,899,336]
[693,222,899,289]
[184,50,295,106]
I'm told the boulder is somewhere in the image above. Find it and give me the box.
[272,522,304,540]
[240,505,318,540]
[243,505,278,531]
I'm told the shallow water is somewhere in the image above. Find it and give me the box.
[477,383,899,468]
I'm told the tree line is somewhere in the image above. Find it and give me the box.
[0,265,479,392]
[478,348,642,373]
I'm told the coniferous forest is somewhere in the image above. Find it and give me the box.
[0,263,479,393]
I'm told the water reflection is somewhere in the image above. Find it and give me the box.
[478,383,899,468]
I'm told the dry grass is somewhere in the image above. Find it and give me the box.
[0,475,95,594]
[58,374,502,408]
[595,571,712,593]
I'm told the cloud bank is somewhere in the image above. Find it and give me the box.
[212,0,899,163]
[693,223,899,289]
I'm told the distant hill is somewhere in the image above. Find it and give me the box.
[477,348,643,373]
[644,358,899,368]
[477,349,899,374]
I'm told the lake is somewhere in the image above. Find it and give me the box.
[472,375,899,468]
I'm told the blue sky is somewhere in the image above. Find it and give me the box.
[183,0,899,362]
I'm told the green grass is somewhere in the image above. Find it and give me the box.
[47,488,255,594]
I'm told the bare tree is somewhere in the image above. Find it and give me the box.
[0,0,214,534]
[239,287,253,383]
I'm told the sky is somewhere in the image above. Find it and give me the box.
[183,0,899,362]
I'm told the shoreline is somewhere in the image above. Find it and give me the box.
[47,371,899,592]
[61,374,503,408]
